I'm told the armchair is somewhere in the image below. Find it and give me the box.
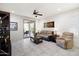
[56,32,74,49]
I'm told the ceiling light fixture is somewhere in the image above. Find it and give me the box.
[57,8,61,11]
[11,11,14,13]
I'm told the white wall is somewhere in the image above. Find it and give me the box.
[36,8,79,35]
[36,19,54,32]
[10,14,24,43]
[53,9,79,35]
[36,20,44,32]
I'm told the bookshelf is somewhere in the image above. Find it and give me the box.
[0,11,11,56]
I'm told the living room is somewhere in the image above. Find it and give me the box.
[35,5,79,47]
[0,3,79,56]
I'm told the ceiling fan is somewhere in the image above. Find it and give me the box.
[33,10,43,17]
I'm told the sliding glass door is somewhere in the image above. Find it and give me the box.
[23,21,35,39]
[29,22,35,38]
[24,22,30,38]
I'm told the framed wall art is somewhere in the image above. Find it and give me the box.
[44,21,54,28]
[10,22,18,31]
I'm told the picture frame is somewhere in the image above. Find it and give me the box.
[10,22,18,31]
[44,21,54,28]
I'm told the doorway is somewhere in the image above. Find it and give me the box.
[23,20,35,39]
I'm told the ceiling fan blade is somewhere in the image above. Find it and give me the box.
[33,10,38,14]
[33,10,43,16]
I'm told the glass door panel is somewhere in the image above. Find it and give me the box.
[29,22,35,38]
[24,23,30,38]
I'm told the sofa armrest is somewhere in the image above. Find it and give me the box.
[56,36,64,40]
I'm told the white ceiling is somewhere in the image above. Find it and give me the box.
[0,3,79,19]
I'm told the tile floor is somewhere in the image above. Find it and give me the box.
[12,38,79,56]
